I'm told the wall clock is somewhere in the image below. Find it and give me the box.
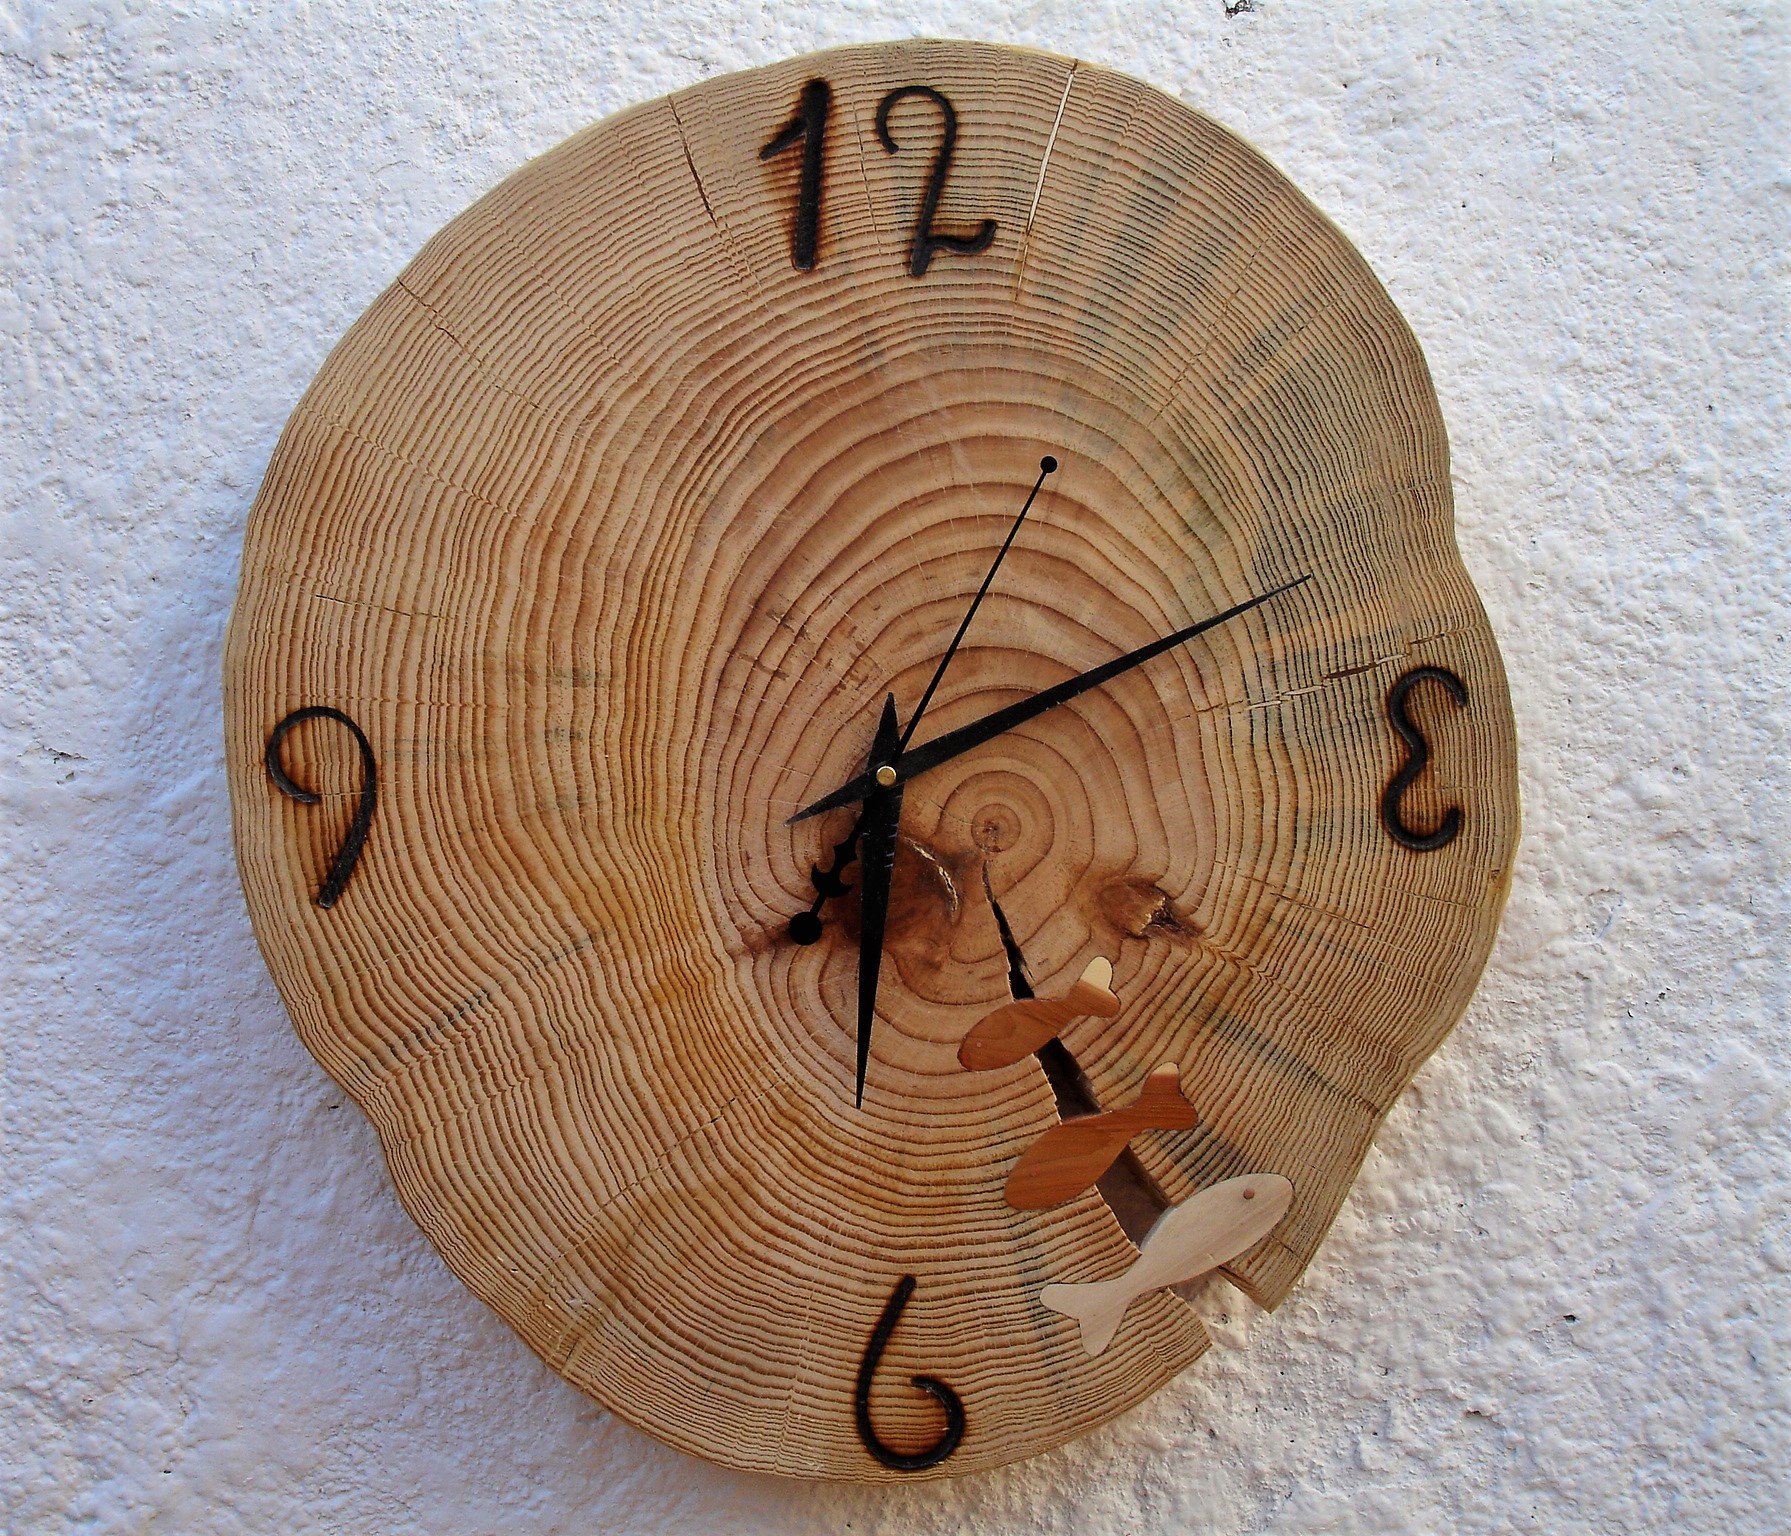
[224,39,1518,1479]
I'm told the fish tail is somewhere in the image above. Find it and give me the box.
[1135,1070,1197,1128]
[1040,1278,1127,1357]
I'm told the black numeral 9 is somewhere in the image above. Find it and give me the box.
[266,706,378,908]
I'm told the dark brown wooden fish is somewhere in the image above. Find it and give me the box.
[1005,1062,1196,1210]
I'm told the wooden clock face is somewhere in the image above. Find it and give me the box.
[225,41,1518,1479]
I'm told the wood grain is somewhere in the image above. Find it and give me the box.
[223,40,1519,1480]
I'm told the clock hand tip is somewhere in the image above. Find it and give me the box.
[1040,454,1058,474]
[788,780,862,823]
[1251,572,1313,608]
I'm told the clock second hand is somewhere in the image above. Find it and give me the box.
[787,455,1058,946]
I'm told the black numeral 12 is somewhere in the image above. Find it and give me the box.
[759,78,997,277]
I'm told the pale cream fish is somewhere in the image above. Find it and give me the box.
[1040,1173,1295,1357]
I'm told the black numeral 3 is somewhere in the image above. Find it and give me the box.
[1380,667,1467,852]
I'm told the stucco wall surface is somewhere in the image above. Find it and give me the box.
[2,3,1786,1532]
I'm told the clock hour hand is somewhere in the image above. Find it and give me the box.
[789,575,1310,823]
[854,694,905,1107]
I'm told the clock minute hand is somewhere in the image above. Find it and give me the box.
[788,575,1310,823]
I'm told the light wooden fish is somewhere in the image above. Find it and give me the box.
[1040,1173,1295,1356]
[957,957,1121,1072]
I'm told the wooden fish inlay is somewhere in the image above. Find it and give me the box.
[1040,1173,1295,1356]
[1004,1062,1197,1210]
[958,957,1120,1071]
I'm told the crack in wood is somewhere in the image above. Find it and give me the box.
[982,862,1168,1246]
[1012,60,1076,297]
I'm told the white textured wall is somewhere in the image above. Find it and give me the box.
[3,3,1786,1531]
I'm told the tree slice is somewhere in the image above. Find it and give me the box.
[223,39,1519,1480]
